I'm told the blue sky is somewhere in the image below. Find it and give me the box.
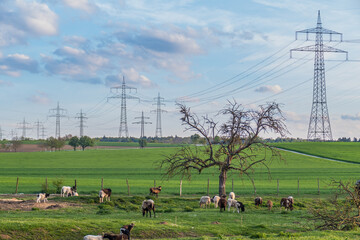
[0,0,359,139]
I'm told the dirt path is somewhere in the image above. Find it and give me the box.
[0,197,79,211]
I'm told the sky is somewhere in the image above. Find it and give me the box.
[0,0,360,140]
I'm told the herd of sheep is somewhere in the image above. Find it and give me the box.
[34,185,294,239]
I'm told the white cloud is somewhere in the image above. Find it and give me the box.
[0,53,39,76]
[28,92,51,105]
[255,85,282,93]
[0,80,13,87]
[62,0,96,13]
[341,113,360,121]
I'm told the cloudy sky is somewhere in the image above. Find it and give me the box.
[0,0,359,140]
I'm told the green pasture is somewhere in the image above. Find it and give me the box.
[0,144,359,196]
[272,142,360,164]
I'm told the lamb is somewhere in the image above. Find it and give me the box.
[219,195,227,212]
[142,199,155,218]
[149,186,162,197]
[254,197,263,206]
[99,188,112,203]
[61,186,72,197]
[227,199,245,213]
[199,196,211,208]
[267,200,273,211]
[83,235,103,240]
[229,192,235,200]
[36,193,50,203]
[120,223,135,240]
[280,198,293,211]
[211,195,220,208]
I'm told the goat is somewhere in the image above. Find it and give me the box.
[219,195,227,212]
[254,197,263,207]
[229,192,235,200]
[267,200,273,211]
[83,235,103,240]
[61,186,73,197]
[211,195,220,208]
[280,198,293,211]
[227,199,245,213]
[99,188,112,203]
[149,186,162,197]
[142,199,155,218]
[199,196,211,208]
[36,193,50,203]
[120,223,135,240]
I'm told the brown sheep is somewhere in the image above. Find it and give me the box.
[254,197,263,207]
[267,200,273,211]
[120,223,135,240]
[280,198,293,211]
[149,186,162,197]
[142,199,156,218]
[219,195,227,212]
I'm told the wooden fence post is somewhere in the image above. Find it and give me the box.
[232,178,234,192]
[180,179,182,197]
[317,178,320,195]
[207,178,210,196]
[126,179,130,196]
[15,177,19,194]
[45,177,48,192]
[101,178,103,189]
[297,178,300,195]
[277,179,279,196]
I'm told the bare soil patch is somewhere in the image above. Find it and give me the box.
[0,198,78,211]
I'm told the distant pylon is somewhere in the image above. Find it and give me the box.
[108,76,139,139]
[291,10,348,141]
[34,120,43,140]
[17,117,31,139]
[40,125,46,139]
[76,109,87,137]
[48,102,68,138]
[151,93,167,138]
[133,111,152,138]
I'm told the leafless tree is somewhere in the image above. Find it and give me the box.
[160,101,287,196]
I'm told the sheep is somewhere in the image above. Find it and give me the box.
[212,195,220,208]
[61,186,73,197]
[254,197,263,207]
[83,235,103,240]
[229,192,235,200]
[36,193,50,203]
[142,199,155,218]
[267,200,273,211]
[99,188,112,203]
[199,196,211,208]
[120,223,135,240]
[149,186,162,197]
[280,198,293,211]
[103,233,126,240]
[288,196,294,205]
[219,195,227,212]
[227,199,245,213]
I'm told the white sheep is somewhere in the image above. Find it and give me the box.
[83,235,103,240]
[61,186,72,197]
[227,199,245,213]
[229,192,235,200]
[199,196,211,208]
[212,195,220,208]
[36,193,50,203]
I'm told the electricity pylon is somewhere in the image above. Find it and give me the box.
[151,93,167,138]
[17,118,31,139]
[34,120,43,140]
[108,76,139,139]
[76,109,87,137]
[290,10,348,141]
[48,102,68,138]
[133,111,152,138]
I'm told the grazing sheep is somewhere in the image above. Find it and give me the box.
[72,191,79,196]
[120,223,135,240]
[61,186,72,197]
[288,196,294,205]
[267,200,273,211]
[149,186,162,197]
[99,188,112,203]
[219,196,227,212]
[36,193,50,203]
[229,192,235,200]
[227,199,245,213]
[254,197,263,206]
[199,196,211,208]
[83,235,103,240]
[280,198,293,211]
[142,199,155,218]
[212,195,220,208]
[103,233,123,240]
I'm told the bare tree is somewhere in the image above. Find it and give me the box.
[160,101,287,196]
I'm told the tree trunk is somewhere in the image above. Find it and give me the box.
[219,169,227,196]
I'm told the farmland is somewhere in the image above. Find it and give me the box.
[0,142,360,239]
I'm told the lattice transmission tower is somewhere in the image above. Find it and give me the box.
[34,120,44,140]
[108,76,139,138]
[151,93,167,138]
[48,102,68,138]
[133,111,152,138]
[291,10,348,141]
[76,109,87,137]
[17,118,31,139]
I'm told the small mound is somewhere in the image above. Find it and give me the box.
[0,198,24,202]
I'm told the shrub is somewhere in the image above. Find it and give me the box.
[52,178,64,194]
